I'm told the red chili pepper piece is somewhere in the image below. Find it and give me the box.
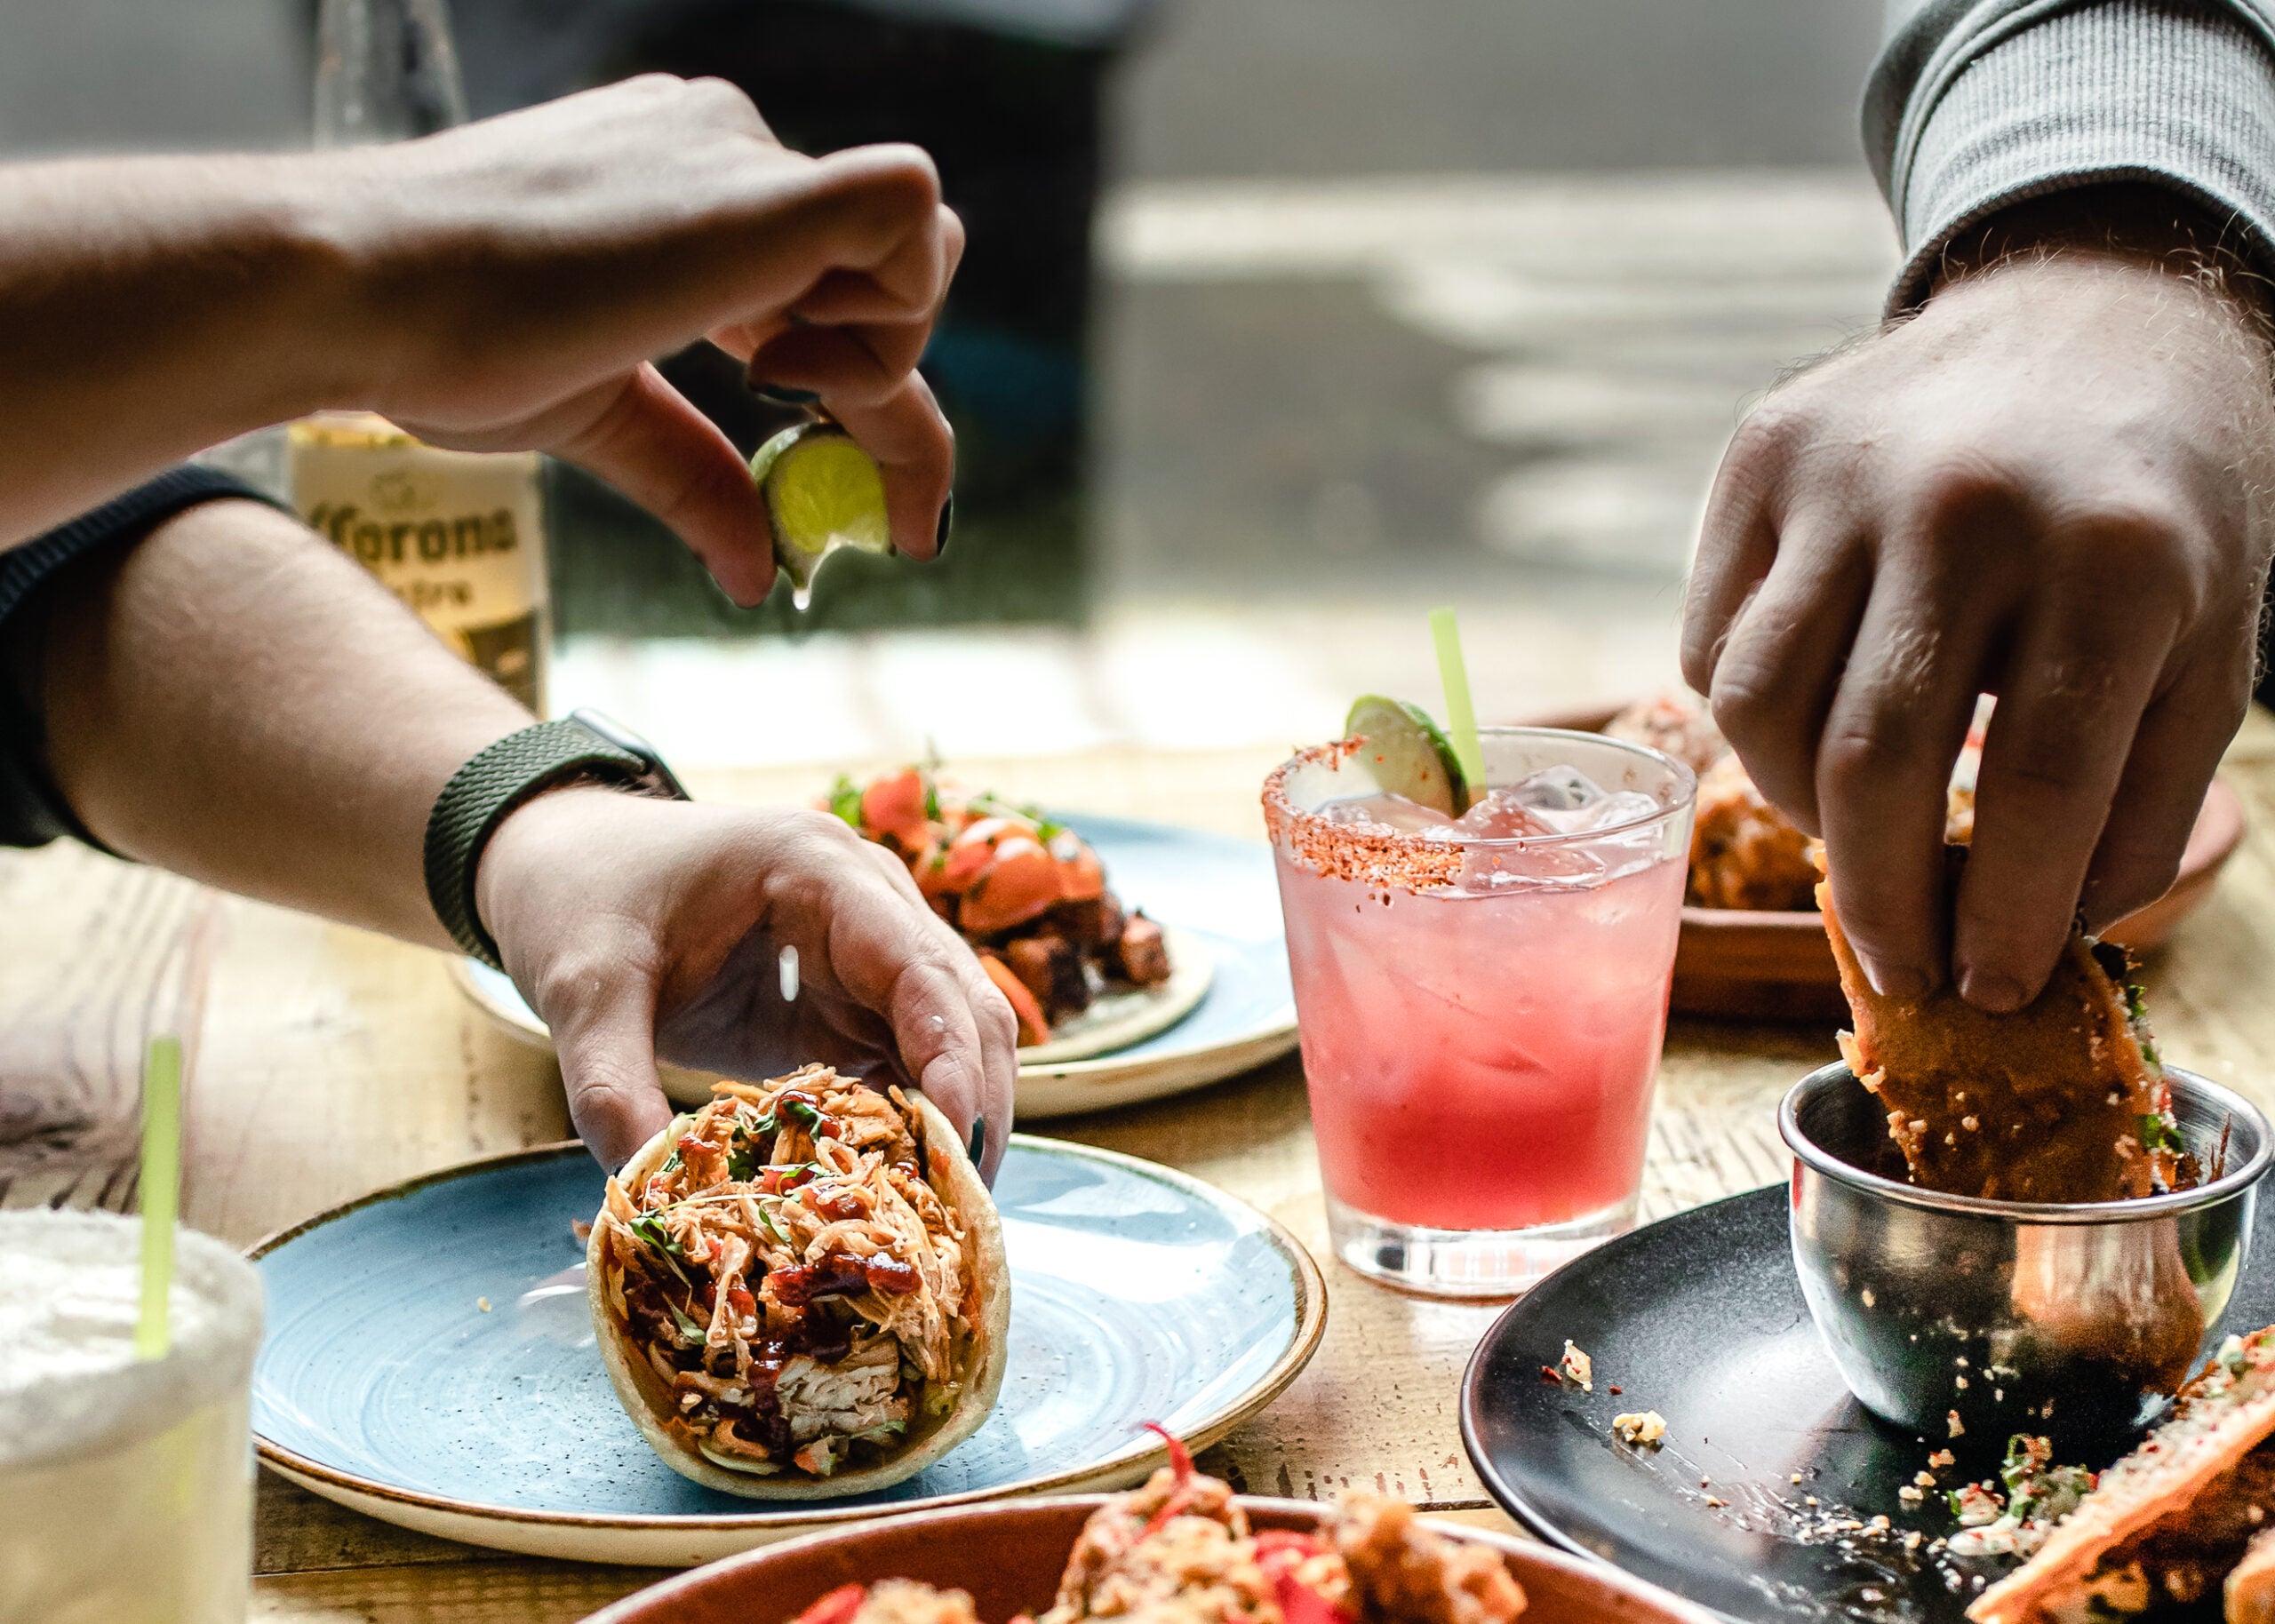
[1251,1530,1330,1564]
[798,1584,869,1624]
[1273,1570,1356,1624]
[1138,1421,1197,1536]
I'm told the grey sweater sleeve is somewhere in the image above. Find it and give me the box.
[1866,0,2275,311]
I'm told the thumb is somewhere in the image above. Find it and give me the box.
[551,976,675,1172]
[551,362,778,607]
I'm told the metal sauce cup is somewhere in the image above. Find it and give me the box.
[1782,1063,2271,1449]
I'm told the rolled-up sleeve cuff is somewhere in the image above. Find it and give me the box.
[1882,0,2275,312]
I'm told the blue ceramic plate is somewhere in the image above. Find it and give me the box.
[450,816,1299,1119]
[251,1137,1326,1566]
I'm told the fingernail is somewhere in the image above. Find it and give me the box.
[967,1118,987,1166]
[1960,968,2029,1014]
[935,495,955,557]
[751,384,820,406]
[1863,958,1929,1002]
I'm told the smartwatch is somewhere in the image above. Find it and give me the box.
[422,707,690,969]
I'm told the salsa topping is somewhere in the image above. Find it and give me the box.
[828,766,1172,1044]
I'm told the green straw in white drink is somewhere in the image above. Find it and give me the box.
[1429,608,1487,792]
[136,1035,182,1362]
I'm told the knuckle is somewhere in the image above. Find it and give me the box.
[1725,399,1815,470]
[682,74,760,122]
[1705,672,1777,743]
[1817,718,1919,798]
[1905,449,2020,523]
[2050,500,2199,611]
[819,145,944,227]
[527,943,637,1022]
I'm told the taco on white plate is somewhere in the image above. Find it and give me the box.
[587,1063,1010,1497]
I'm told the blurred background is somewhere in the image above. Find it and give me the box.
[0,0,1897,775]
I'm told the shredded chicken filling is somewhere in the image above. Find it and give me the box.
[595,1065,974,1476]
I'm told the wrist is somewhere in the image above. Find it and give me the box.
[1927,183,2274,335]
[429,712,688,967]
[473,783,628,967]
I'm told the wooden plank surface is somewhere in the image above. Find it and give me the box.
[8,723,2273,1624]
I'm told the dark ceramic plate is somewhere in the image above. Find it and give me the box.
[1460,1184,2275,1624]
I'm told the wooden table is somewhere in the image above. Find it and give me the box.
[9,720,2275,1622]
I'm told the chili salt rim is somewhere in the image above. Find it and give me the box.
[1263,740,1464,892]
[1261,731,1696,893]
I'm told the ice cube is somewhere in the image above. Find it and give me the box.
[1573,789,1662,832]
[1451,788,1555,840]
[1509,764,1608,814]
[1321,792,1456,834]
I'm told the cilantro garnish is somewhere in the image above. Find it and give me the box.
[828,775,863,830]
[2140,1114,2183,1154]
[632,1214,682,1258]
[663,1297,707,1347]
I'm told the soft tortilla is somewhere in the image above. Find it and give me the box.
[587,1086,1010,1500]
[1971,1328,2275,1624]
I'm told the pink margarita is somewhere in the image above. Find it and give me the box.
[1264,727,1696,1296]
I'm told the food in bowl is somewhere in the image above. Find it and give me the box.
[791,1433,1527,1624]
[587,1065,1009,1495]
[1821,846,2191,1204]
[828,767,1172,1046]
[1606,691,1982,914]
[1971,1325,2275,1624]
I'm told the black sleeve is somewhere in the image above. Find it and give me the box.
[0,466,287,850]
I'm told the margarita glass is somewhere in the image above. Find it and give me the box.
[0,1209,265,1622]
[1264,726,1696,1296]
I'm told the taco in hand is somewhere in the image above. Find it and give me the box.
[587,1064,1010,1497]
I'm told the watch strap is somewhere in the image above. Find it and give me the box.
[423,718,654,969]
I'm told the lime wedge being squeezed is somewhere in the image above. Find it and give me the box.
[1344,695,1472,816]
[751,421,892,607]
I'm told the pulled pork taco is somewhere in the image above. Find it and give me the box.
[1972,1327,2275,1624]
[587,1064,1009,1497]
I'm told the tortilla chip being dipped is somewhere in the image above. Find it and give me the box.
[1821,846,2191,1203]
[587,1064,1010,1498]
[1972,1328,2275,1624]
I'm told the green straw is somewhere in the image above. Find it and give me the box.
[1429,607,1487,791]
[136,1035,182,1362]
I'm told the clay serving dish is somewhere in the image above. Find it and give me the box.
[586,1494,1720,1624]
[1526,704,2247,1022]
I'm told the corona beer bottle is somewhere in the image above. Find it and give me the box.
[289,0,550,712]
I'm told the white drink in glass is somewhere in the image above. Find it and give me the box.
[0,1210,263,1624]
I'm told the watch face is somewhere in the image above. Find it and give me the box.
[566,708,689,801]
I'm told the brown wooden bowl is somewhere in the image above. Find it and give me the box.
[1522,705,2247,1023]
[585,1494,1720,1624]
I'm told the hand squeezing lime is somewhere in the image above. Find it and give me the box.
[751,421,893,607]
[1344,695,1472,816]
